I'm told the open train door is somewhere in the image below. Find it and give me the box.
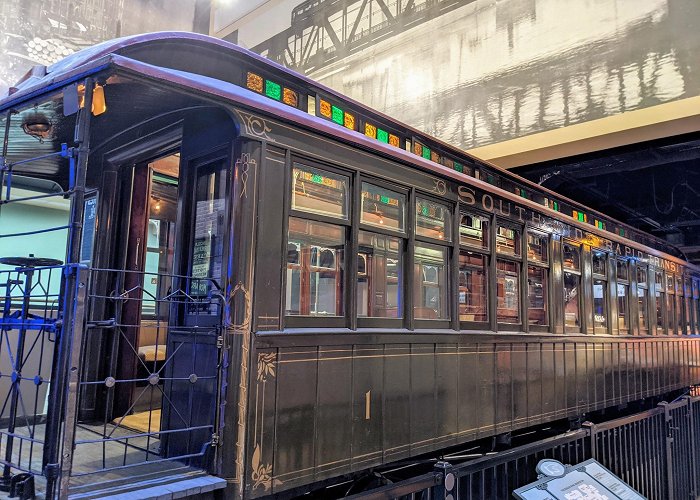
[159,110,237,467]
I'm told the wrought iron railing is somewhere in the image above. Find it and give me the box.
[0,264,64,482]
[69,267,224,484]
[0,263,225,498]
[348,395,700,500]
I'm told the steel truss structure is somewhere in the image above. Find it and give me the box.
[253,0,469,73]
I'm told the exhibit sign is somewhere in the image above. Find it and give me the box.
[513,458,645,500]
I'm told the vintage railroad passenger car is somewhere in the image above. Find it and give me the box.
[1,33,699,499]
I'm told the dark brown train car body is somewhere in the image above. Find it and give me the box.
[3,33,699,500]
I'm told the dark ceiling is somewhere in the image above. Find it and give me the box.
[513,132,700,266]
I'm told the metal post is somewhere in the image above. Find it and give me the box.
[582,421,596,460]
[660,401,675,500]
[0,110,15,218]
[433,461,456,500]
[683,396,697,499]
[43,78,94,499]
[1,267,35,484]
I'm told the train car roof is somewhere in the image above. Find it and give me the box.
[0,32,696,270]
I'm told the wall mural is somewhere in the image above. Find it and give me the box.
[222,0,700,151]
[0,0,196,96]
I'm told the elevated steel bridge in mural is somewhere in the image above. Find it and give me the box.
[252,0,700,151]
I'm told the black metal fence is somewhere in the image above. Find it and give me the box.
[349,396,700,500]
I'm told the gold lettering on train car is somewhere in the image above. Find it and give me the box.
[575,228,584,241]
[482,194,494,212]
[531,212,541,225]
[365,390,371,420]
[458,186,476,205]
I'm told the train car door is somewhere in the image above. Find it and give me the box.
[112,153,180,425]
[159,112,237,464]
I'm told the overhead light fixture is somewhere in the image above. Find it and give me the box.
[21,110,53,140]
[77,82,107,116]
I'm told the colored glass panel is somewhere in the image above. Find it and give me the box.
[319,99,332,118]
[283,87,298,107]
[454,162,464,173]
[430,151,440,163]
[344,112,355,130]
[265,80,281,100]
[365,123,377,138]
[413,141,423,156]
[246,72,263,93]
[377,128,389,143]
[422,146,431,159]
[388,134,400,148]
[331,105,344,125]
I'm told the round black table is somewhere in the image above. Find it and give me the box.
[0,255,63,267]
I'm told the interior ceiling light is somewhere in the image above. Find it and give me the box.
[21,110,53,140]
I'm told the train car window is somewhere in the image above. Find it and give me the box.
[527,266,548,326]
[497,260,520,325]
[459,251,488,322]
[563,241,581,332]
[190,167,227,299]
[360,183,405,231]
[459,212,489,249]
[637,265,648,286]
[416,198,452,241]
[637,264,649,335]
[684,278,692,334]
[357,231,403,318]
[593,278,608,333]
[617,260,629,334]
[694,279,700,334]
[676,276,684,334]
[286,217,345,316]
[655,271,665,334]
[414,243,449,319]
[527,232,548,263]
[666,274,676,333]
[592,251,608,333]
[563,243,580,272]
[564,272,581,331]
[496,226,521,257]
[291,163,349,219]
[616,260,628,281]
[592,250,607,277]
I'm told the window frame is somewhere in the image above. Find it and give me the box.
[458,209,491,329]
[495,219,524,331]
[653,269,666,335]
[636,263,650,335]
[412,192,454,328]
[562,240,583,334]
[591,248,610,334]
[284,158,351,329]
[356,178,413,328]
[356,176,410,327]
[525,229,550,332]
[615,258,630,335]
